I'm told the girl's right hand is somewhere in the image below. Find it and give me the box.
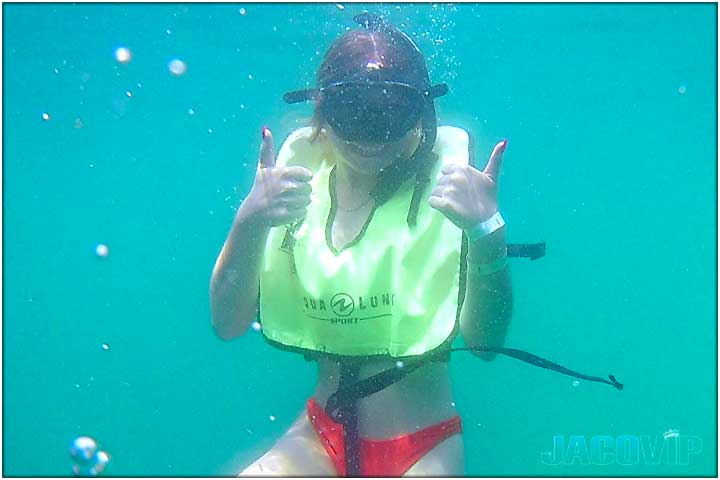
[239,127,313,227]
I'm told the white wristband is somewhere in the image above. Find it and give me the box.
[467,211,505,242]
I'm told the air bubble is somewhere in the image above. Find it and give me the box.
[95,244,109,258]
[91,451,110,474]
[70,442,110,476]
[114,47,132,64]
[168,59,187,76]
[70,436,97,463]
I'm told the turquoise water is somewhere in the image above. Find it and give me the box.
[3,2,716,476]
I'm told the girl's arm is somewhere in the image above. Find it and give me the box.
[459,227,512,360]
[210,206,270,340]
[209,128,313,340]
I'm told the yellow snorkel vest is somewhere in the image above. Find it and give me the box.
[259,126,469,358]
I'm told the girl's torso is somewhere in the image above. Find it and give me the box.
[313,350,458,438]
[313,206,459,437]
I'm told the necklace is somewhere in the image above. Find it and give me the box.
[337,194,374,212]
[333,165,375,212]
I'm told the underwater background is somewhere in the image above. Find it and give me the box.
[3,2,717,476]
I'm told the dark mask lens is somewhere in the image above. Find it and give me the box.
[322,84,423,143]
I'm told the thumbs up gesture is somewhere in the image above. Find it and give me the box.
[428,139,507,232]
[240,127,313,227]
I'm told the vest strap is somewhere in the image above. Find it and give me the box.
[329,361,362,476]
[325,349,450,418]
[325,344,622,419]
[506,242,546,260]
[452,346,624,390]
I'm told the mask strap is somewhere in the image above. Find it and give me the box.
[283,89,317,104]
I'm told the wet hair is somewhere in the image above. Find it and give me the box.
[309,17,439,227]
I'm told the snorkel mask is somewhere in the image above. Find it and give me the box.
[283,13,448,144]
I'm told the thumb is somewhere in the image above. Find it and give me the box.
[258,126,275,169]
[482,138,507,181]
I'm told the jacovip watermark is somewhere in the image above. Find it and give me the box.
[540,430,702,466]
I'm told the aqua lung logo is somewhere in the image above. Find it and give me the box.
[303,292,395,325]
[331,293,354,317]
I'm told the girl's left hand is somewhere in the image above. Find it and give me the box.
[428,139,508,231]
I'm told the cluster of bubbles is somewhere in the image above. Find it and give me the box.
[70,436,110,476]
[423,4,461,82]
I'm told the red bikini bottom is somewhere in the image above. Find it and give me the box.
[306,397,462,477]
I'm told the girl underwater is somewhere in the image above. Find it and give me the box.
[210,13,621,477]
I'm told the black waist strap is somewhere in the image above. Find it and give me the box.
[325,357,425,421]
[454,346,623,390]
[326,346,622,418]
[331,362,361,476]
[507,242,546,260]
[325,346,622,477]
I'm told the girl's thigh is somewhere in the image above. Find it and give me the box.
[238,410,336,477]
[404,433,465,477]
